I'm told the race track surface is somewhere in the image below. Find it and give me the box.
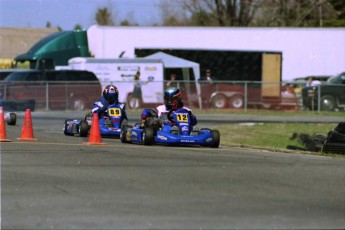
[1,111,344,229]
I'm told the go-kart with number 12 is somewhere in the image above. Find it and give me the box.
[63,104,128,137]
[120,108,220,148]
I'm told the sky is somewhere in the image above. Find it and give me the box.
[0,0,162,30]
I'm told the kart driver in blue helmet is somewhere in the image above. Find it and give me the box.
[140,87,197,128]
[91,84,128,121]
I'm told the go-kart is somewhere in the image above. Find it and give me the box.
[120,108,220,148]
[63,104,128,137]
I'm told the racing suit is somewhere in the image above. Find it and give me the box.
[91,96,128,121]
[141,104,197,128]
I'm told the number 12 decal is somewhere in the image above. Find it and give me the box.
[176,113,189,122]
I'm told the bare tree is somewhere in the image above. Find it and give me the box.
[161,0,262,26]
[158,0,191,26]
[74,24,83,30]
[243,0,339,27]
[95,7,115,26]
[159,0,343,27]
[46,21,52,28]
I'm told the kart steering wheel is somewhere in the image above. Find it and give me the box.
[167,111,174,123]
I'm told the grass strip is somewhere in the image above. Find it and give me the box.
[214,123,344,156]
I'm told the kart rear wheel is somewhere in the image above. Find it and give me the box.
[120,125,132,143]
[79,120,89,137]
[7,112,16,126]
[143,126,154,145]
[210,130,220,148]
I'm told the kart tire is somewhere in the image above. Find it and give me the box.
[120,125,132,143]
[334,122,345,134]
[79,120,89,137]
[143,126,154,146]
[7,112,16,126]
[210,130,220,148]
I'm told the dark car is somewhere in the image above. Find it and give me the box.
[0,69,27,81]
[292,75,331,95]
[302,72,345,111]
[1,70,102,111]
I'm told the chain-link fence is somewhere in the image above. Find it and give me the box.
[1,80,344,112]
[0,81,101,111]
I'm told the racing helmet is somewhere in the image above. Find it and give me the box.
[164,87,183,110]
[103,85,119,104]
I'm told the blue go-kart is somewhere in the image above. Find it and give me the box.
[120,108,220,148]
[63,104,128,138]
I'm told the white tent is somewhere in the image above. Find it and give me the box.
[143,51,202,108]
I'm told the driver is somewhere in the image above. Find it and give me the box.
[91,84,128,121]
[140,87,197,128]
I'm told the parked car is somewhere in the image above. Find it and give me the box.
[302,72,345,111]
[290,75,331,108]
[1,70,102,111]
[291,75,331,95]
[0,69,27,81]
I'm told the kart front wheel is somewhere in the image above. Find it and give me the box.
[120,125,132,143]
[210,130,220,148]
[79,120,89,137]
[143,127,154,145]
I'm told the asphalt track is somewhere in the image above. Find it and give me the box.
[1,111,345,229]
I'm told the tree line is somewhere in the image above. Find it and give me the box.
[47,0,345,30]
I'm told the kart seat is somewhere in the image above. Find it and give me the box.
[105,118,112,127]
[170,126,179,135]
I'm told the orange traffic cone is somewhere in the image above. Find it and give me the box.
[17,109,38,141]
[83,113,107,145]
[0,103,12,142]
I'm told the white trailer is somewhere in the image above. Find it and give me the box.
[68,57,164,108]
[87,25,345,81]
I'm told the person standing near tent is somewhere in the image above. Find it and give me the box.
[166,73,179,88]
[132,71,150,108]
[198,69,217,108]
[199,69,216,83]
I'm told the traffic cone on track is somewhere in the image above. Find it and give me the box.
[17,109,38,141]
[83,113,107,145]
[0,101,12,142]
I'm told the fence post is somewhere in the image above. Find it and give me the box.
[244,81,248,113]
[45,82,49,111]
[317,85,321,113]
[3,83,7,101]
